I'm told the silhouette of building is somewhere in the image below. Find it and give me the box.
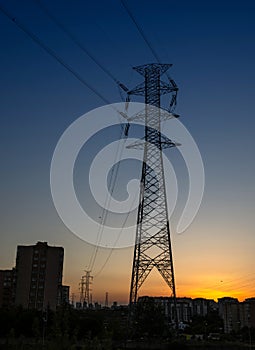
[218,297,240,333]
[176,298,193,323]
[240,298,255,329]
[0,268,15,307]
[192,298,208,317]
[245,298,255,328]
[146,297,193,323]
[15,241,64,310]
[60,285,70,304]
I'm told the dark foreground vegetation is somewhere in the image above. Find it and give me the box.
[0,301,255,349]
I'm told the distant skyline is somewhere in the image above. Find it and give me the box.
[1,0,255,305]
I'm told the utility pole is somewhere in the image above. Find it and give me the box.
[127,63,179,327]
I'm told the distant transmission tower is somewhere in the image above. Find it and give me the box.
[79,270,93,306]
[127,63,179,324]
[105,292,109,307]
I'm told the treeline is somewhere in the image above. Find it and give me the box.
[1,301,255,349]
[0,304,127,349]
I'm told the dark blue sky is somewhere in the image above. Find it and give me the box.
[1,0,255,302]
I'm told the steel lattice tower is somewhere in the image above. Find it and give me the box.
[79,270,93,307]
[127,63,178,323]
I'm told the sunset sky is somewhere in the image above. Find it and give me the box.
[1,0,255,305]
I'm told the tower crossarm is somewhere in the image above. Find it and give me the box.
[133,63,172,76]
[127,133,180,150]
[124,106,179,123]
[129,80,177,97]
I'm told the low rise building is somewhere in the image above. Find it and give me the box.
[0,268,15,307]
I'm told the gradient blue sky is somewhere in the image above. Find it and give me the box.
[1,0,255,304]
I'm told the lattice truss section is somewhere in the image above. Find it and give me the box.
[128,63,179,304]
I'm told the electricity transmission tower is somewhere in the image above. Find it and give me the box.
[79,270,93,307]
[127,63,179,324]
[105,292,109,307]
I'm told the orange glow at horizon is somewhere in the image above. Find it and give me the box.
[65,283,255,305]
[61,228,255,305]
[64,269,255,305]
[175,272,255,302]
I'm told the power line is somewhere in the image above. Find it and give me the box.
[120,0,178,111]
[181,273,255,298]
[0,4,121,108]
[88,97,131,272]
[88,133,128,272]
[33,0,129,94]
[88,139,125,270]
[2,2,136,279]
[0,4,132,273]
[222,281,255,293]
[88,96,134,273]
[202,273,255,291]
[94,192,138,278]
[120,0,161,63]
